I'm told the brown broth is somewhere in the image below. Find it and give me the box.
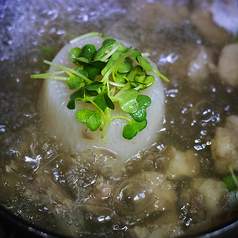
[0,0,238,237]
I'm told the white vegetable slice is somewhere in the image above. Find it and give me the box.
[39,35,165,160]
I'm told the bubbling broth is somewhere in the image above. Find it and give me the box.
[0,0,238,237]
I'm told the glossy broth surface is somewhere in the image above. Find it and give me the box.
[0,0,238,237]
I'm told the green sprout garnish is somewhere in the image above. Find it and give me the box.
[235,34,238,43]
[31,32,169,140]
[222,165,238,193]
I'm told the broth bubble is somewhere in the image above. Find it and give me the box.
[192,100,214,122]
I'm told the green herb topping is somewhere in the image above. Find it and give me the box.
[222,165,238,193]
[31,32,169,140]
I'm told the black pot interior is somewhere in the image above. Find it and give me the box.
[1,0,238,237]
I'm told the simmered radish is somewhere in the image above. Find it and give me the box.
[37,34,165,160]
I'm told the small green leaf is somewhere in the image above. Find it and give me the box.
[118,61,132,74]
[68,88,86,109]
[125,57,132,65]
[130,81,140,88]
[134,71,146,83]
[133,51,169,83]
[93,47,106,61]
[117,43,129,53]
[127,65,143,82]
[104,94,115,110]
[131,76,155,90]
[118,89,138,113]
[67,99,76,110]
[101,58,114,76]
[75,57,90,63]
[87,111,101,131]
[222,176,238,192]
[111,51,123,61]
[88,61,106,70]
[123,120,147,140]
[137,56,154,71]
[87,81,103,91]
[102,39,116,48]
[67,74,86,89]
[133,119,147,132]
[70,88,85,100]
[69,85,99,105]
[137,95,151,108]
[132,49,141,60]
[83,64,101,81]
[77,69,89,77]
[114,72,127,84]
[79,44,96,61]
[130,108,146,122]
[76,109,101,131]
[94,92,107,111]
[235,34,238,43]
[85,90,98,97]
[94,91,114,111]
[130,95,151,121]
[70,47,82,64]
[144,75,155,88]
[123,124,136,140]
[67,69,89,89]
[77,109,94,122]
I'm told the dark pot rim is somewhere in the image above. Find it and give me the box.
[0,203,238,238]
[1,0,238,237]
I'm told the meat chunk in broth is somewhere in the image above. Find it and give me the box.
[163,147,200,179]
[1,0,238,237]
[190,7,233,48]
[218,43,238,87]
[211,115,238,174]
[178,177,228,231]
[187,46,216,88]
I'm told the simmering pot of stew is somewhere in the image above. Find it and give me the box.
[0,0,238,237]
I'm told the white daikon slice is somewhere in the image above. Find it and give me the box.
[39,35,165,161]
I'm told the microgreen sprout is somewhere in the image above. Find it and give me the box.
[235,34,238,43]
[31,32,169,140]
[222,165,238,199]
[222,165,238,192]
